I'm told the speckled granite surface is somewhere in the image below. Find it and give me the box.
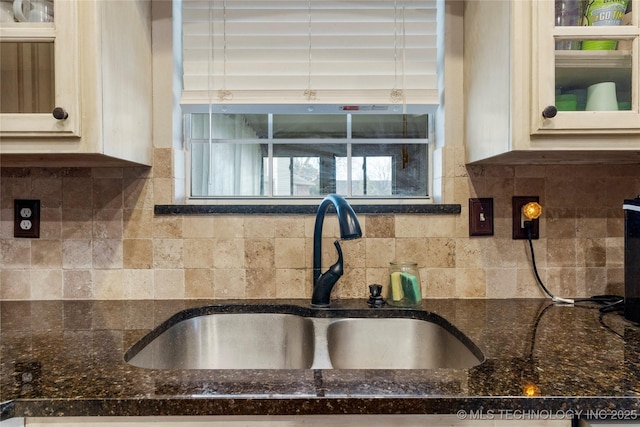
[2,298,640,420]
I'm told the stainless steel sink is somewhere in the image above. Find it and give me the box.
[126,313,315,369]
[325,318,481,369]
[125,310,483,370]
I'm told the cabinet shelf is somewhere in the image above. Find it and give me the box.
[555,49,632,69]
[555,50,632,92]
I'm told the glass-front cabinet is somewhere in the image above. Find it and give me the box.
[0,0,80,137]
[0,0,152,167]
[534,0,639,133]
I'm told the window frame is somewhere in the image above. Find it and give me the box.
[183,105,436,205]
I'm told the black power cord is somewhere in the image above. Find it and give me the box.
[525,221,624,309]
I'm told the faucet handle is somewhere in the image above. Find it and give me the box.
[327,240,344,276]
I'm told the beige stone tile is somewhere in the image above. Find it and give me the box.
[580,267,607,297]
[93,209,123,239]
[154,269,185,299]
[275,268,308,298]
[62,177,93,210]
[424,267,456,298]
[31,269,63,299]
[545,267,577,298]
[424,237,457,268]
[63,270,93,299]
[0,269,30,299]
[184,238,214,268]
[213,216,245,238]
[546,238,576,267]
[365,267,388,294]
[1,240,31,268]
[63,240,92,269]
[92,239,123,269]
[123,209,153,239]
[394,238,427,266]
[332,268,367,299]
[40,208,62,240]
[153,216,183,238]
[31,177,62,208]
[515,267,547,298]
[365,215,394,238]
[153,178,174,205]
[485,268,518,298]
[92,167,123,179]
[606,236,624,268]
[93,269,124,299]
[153,148,173,179]
[274,238,305,269]
[183,216,215,238]
[185,268,215,298]
[212,268,246,299]
[606,267,624,296]
[153,239,183,268]
[576,211,607,239]
[577,238,606,267]
[478,238,518,268]
[365,238,395,268]
[455,268,486,298]
[0,208,13,239]
[246,268,276,298]
[31,240,62,268]
[455,238,485,269]
[124,177,154,210]
[244,216,275,238]
[212,238,245,268]
[274,216,305,238]
[342,238,365,269]
[92,178,123,210]
[123,269,154,299]
[123,239,153,269]
[394,215,424,238]
[245,239,274,269]
[61,209,93,239]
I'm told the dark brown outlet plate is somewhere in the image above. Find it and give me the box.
[512,196,539,240]
[469,198,493,236]
[14,199,40,238]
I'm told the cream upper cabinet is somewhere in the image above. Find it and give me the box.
[465,0,640,164]
[0,0,152,167]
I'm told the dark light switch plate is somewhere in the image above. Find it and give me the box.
[469,198,493,236]
[14,199,40,238]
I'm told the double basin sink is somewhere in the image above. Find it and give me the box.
[125,306,484,370]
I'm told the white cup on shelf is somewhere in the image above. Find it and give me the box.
[585,82,619,111]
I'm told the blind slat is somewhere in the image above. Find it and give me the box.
[181,0,439,105]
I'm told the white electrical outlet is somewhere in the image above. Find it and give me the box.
[14,199,40,238]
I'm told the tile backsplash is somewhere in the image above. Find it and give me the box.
[0,153,636,301]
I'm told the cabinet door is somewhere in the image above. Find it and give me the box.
[0,0,80,137]
[533,0,640,134]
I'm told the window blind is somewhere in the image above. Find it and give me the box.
[180,0,439,106]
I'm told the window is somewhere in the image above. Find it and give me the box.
[179,0,441,202]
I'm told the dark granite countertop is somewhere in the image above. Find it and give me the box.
[2,298,640,420]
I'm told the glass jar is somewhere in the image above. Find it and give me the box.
[387,261,422,307]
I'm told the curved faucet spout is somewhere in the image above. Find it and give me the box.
[311,194,362,307]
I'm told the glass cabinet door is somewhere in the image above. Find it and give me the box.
[0,0,80,137]
[534,0,640,133]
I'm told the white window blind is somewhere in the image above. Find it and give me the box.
[180,0,439,106]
